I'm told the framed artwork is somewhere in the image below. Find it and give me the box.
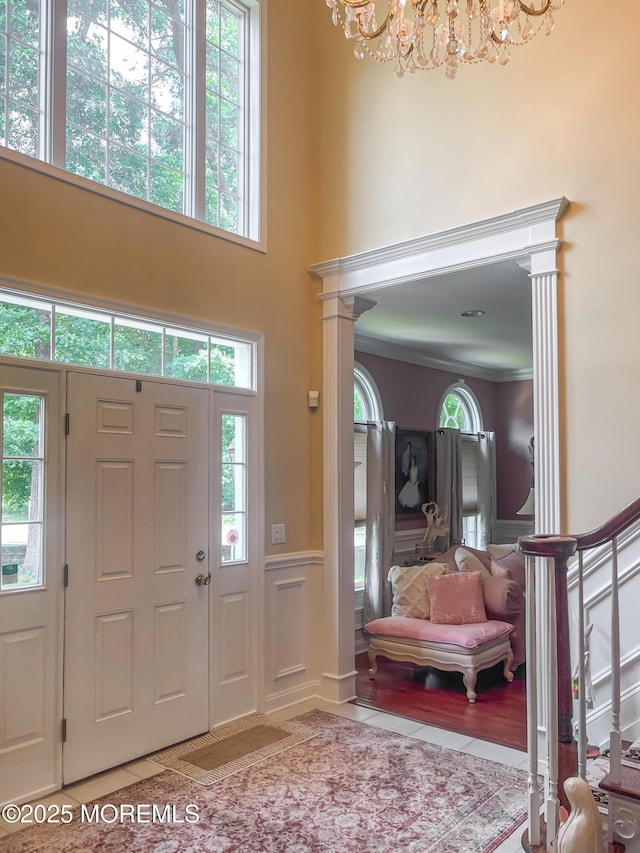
[394,429,431,518]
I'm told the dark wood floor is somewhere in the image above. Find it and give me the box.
[354,652,527,751]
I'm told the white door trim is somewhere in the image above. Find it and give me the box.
[309,196,569,701]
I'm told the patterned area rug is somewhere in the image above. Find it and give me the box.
[149,714,314,785]
[2,710,530,853]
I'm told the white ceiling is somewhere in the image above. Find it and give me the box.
[354,259,533,382]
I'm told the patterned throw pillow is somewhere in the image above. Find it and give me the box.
[427,571,488,625]
[387,563,448,619]
[455,547,491,578]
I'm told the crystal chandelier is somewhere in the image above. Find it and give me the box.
[325,0,565,79]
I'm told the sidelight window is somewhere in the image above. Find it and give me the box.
[1,392,44,590]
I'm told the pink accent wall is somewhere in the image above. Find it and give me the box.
[494,380,535,519]
[355,351,533,527]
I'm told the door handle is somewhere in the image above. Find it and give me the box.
[195,573,211,586]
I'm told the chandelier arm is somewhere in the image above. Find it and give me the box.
[517,0,551,15]
[357,13,391,39]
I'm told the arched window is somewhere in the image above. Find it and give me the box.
[353,364,382,592]
[438,382,484,548]
[438,381,482,431]
[354,363,383,422]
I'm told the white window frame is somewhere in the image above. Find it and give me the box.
[353,362,382,597]
[0,276,260,391]
[354,362,383,423]
[0,0,265,250]
[437,380,483,432]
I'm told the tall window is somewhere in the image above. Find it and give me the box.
[438,381,483,546]
[221,412,247,563]
[353,364,382,591]
[0,0,262,242]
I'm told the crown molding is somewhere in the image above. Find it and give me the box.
[354,333,533,383]
[309,197,569,283]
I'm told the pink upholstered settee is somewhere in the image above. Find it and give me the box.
[363,544,526,702]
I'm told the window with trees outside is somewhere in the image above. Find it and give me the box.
[0,0,262,242]
[354,364,382,592]
[1,392,44,590]
[0,288,256,389]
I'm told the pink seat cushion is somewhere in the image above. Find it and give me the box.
[364,616,513,650]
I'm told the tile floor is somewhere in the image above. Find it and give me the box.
[0,699,530,852]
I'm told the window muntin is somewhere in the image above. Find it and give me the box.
[1,392,44,590]
[0,288,256,390]
[1,0,260,243]
[221,412,246,563]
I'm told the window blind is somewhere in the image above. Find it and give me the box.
[461,433,479,514]
[354,425,367,522]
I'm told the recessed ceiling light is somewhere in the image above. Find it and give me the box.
[460,310,485,318]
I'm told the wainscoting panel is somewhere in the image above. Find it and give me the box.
[568,518,640,748]
[263,552,323,713]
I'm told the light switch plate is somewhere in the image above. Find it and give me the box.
[271,523,286,545]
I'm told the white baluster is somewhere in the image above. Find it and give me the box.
[526,552,541,845]
[577,550,587,780]
[609,536,622,784]
[547,555,559,850]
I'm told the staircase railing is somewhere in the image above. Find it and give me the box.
[519,497,640,853]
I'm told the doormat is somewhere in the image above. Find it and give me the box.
[149,714,316,785]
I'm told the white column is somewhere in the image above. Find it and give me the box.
[321,295,375,702]
[529,262,561,537]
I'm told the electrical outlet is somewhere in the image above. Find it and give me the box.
[271,523,286,545]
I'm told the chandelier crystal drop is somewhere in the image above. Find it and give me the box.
[325,0,565,79]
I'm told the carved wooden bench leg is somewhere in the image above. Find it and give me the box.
[368,647,378,678]
[463,667,478,703]
[503,648,515,682]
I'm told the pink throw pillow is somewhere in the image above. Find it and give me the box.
[427,571,488,625]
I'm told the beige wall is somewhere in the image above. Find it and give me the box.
[314,2,640,532]
[0,0,324,553]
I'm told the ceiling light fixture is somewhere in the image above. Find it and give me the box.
[460,310,485,318]
[325,0,565,79]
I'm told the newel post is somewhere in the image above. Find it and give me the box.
[520,534,578,816]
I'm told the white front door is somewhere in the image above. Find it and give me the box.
[63,372,210,783]
[0,365,63,806]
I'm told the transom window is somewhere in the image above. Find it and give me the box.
[0,288,256,389]
[438,381,482,432]
[0,0,261,242]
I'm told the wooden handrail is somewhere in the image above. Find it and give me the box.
[571,496,640,551]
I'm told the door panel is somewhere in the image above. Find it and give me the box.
[63,373,210,783]
[0,365,63,806]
